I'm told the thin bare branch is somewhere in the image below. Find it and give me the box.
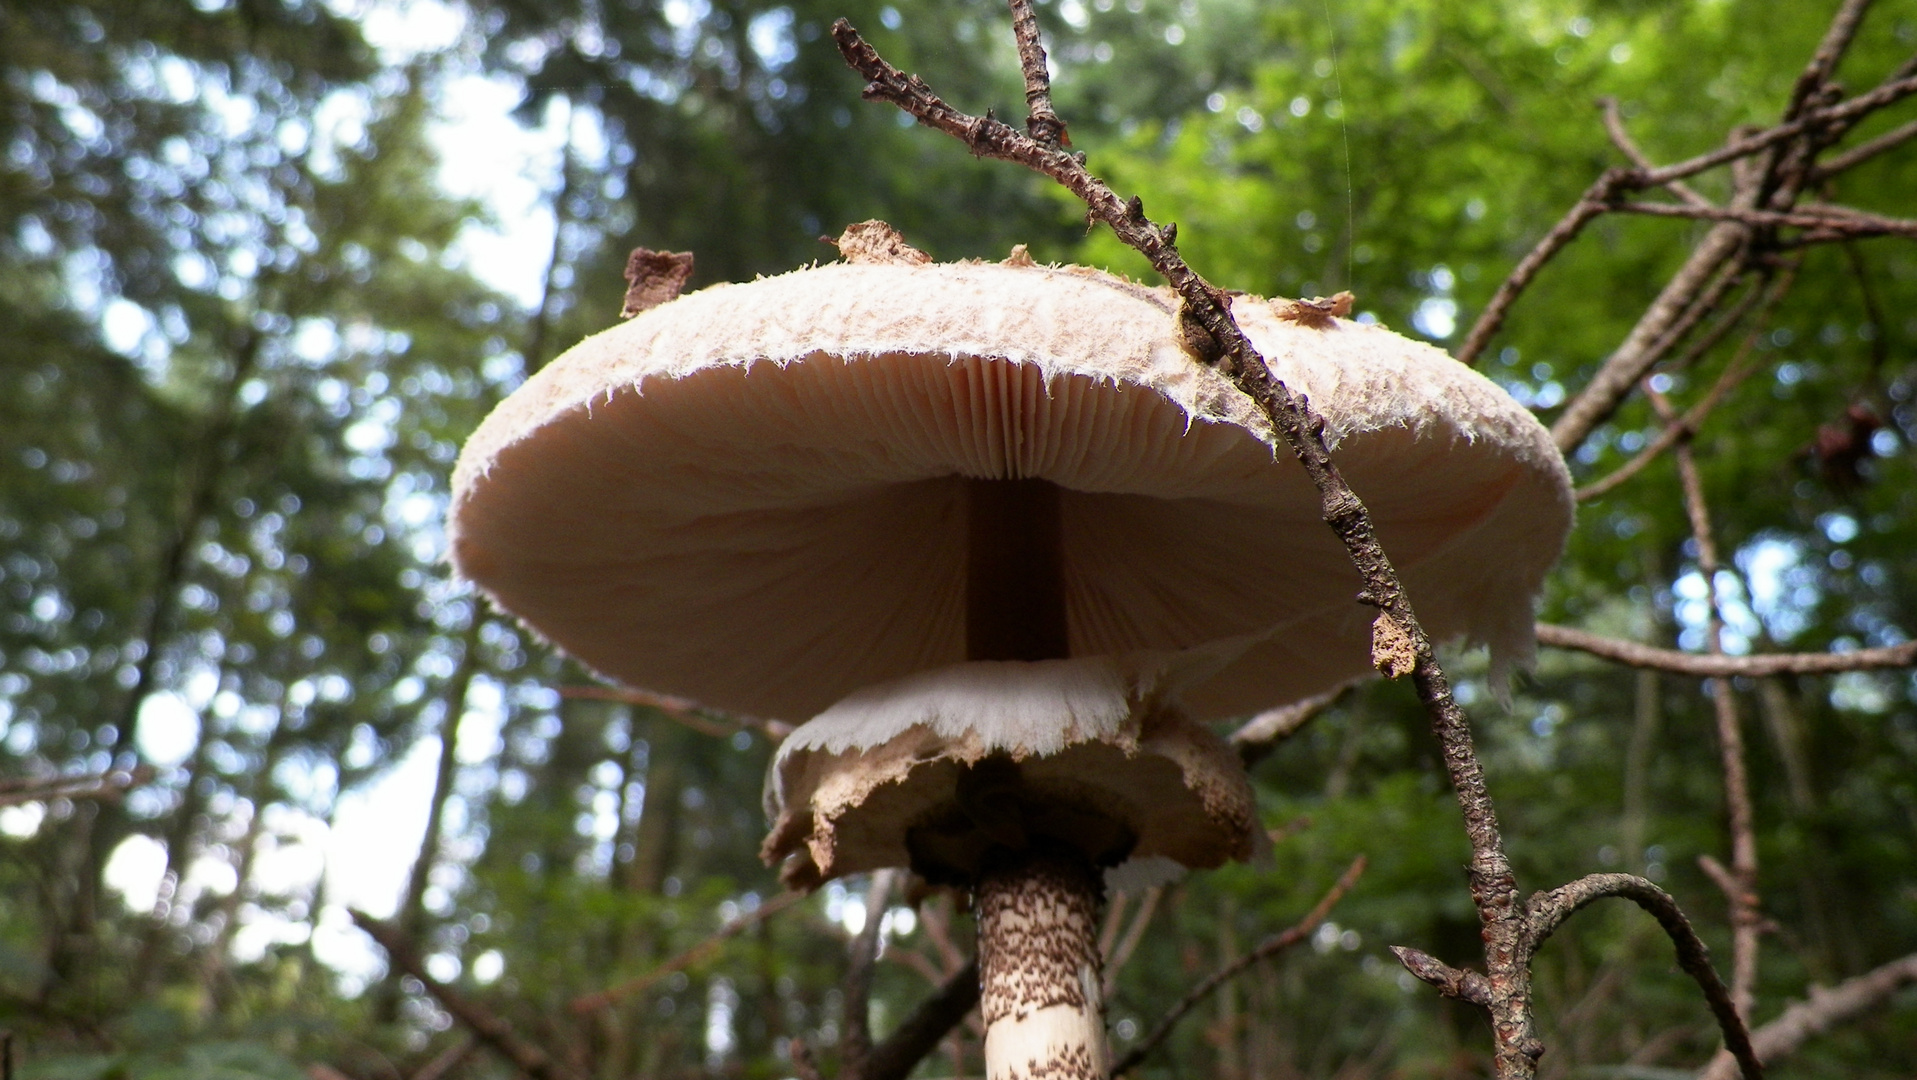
[1696,951,1917,1080]
[1659,396,1761,1017]
[1536,623,1917,676]
[408,1035,476,1080]
[1007,0,1067,147]
[1601,97,1711,207]
[1456,177,1619,366]
[1575,261,1798,502]
[1784,0,1874,121]
[352,911,588,1080]
[1813,116,1917,178]
[841,869,900,1079]
[1230,682,1357,765]
[1109,856,1365,1077]
[1612,198,1917,238]
[556,684,792,741]
[1549,221,1753,454]
[1640,71,1917,190]
[1390,945,1492,1006]
[1463,50,1917,375]
[569,890,805,1013]
[1521,875,1760,1080]
[1102,885,1164,998]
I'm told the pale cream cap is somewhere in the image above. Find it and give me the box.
[450,258,1573,723]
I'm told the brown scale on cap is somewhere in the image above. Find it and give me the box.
[620,248,695,318]
[1276,290,1356,330]
[831,219,933,265]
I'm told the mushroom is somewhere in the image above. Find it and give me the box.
[450,229,1573,1078]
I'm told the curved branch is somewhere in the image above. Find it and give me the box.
[1522,875,1760,1080]
[1536,623,1917,676]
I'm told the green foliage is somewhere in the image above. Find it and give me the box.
[2,0,1914,1077]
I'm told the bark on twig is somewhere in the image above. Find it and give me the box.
[352,911,587,1080]
[1390,945,1493,1006]
[1109,856,1365,1077]
[1535,623,1917,676]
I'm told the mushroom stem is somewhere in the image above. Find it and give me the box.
[977,846,1108,1080]
[965,478,1110,1076]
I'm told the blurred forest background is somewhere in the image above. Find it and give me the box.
[2,0,1914,1077]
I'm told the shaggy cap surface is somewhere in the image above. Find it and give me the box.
[451,258,1573,722]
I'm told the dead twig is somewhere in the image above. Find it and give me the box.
[568,890,805,1014]
[1230,682,1357,766]
[1390,945,1493,1006]
[1535,623,1917,676]
[1455,174,1621,366]
[1697,950,1917,1080]
[1109,856,1366,1077]
[1811,116,1917,179]
[1575,261,1798,502]
[1611,198,1917,238]
[352,911,587,1080]
[1601,97,1711,207]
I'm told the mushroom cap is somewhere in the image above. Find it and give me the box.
[450,259,1572,723]
[761,655,1258,889]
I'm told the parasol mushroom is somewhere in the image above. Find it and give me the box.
[449,225,1574,1078]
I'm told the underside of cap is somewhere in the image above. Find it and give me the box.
[451,258,1573,722]
[761,658,1257,890]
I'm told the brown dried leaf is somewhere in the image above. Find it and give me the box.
[832,220,933,265]
[621,248,696,318]
[1276,291,1356,330]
